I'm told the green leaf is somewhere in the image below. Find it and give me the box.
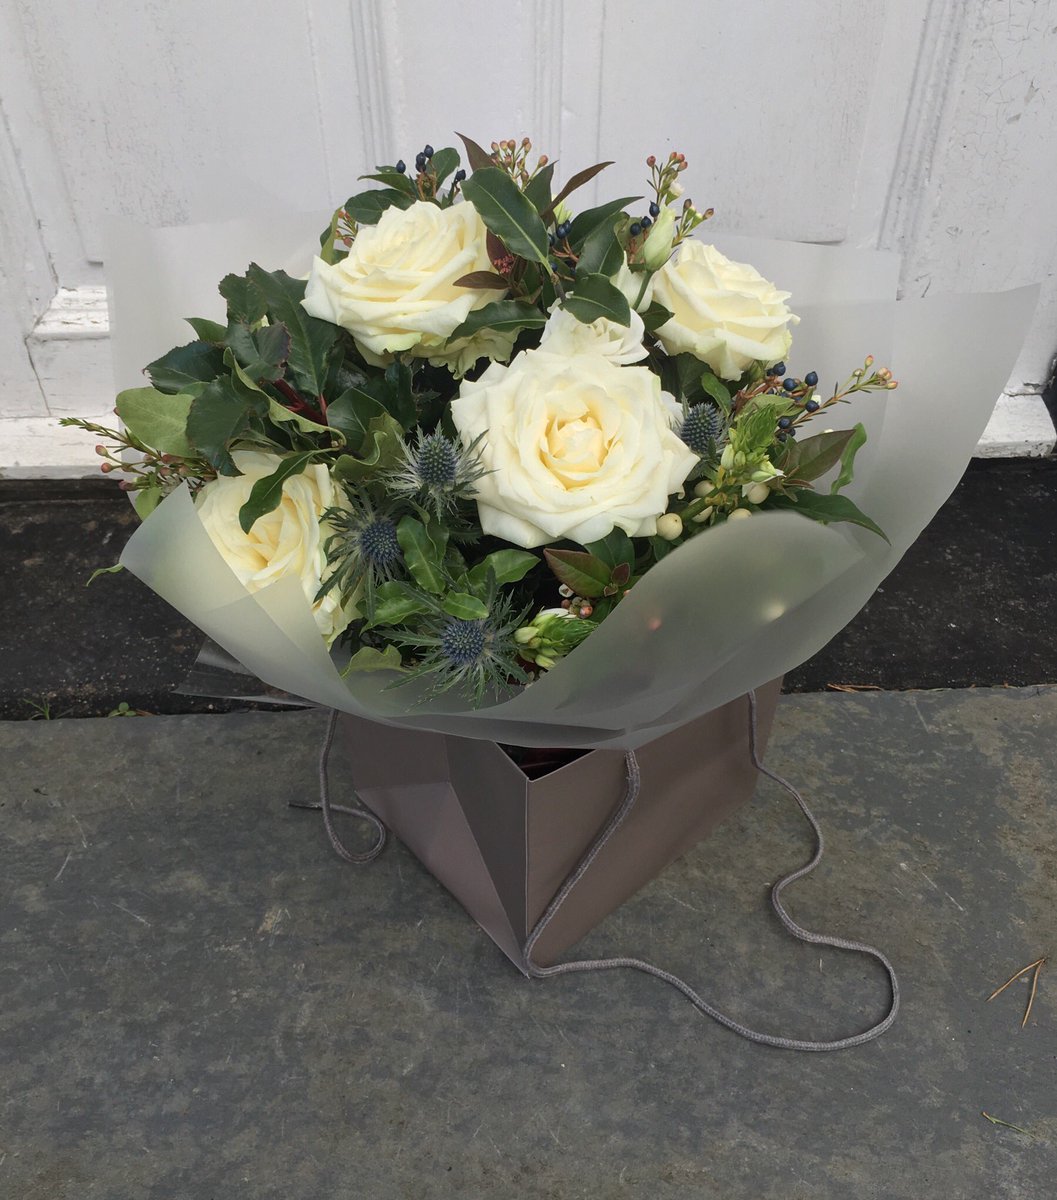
[237,451,317,533]
[325,388,386,451]
[318,207,347,265]
[116,387,196,458]
[366,581,431,629]
[245,265,339,398]
[132,486,163,520]
[523,161,555,213]
[566,197,641,247]
[397,516,446,594]
[145,341,225,394]
[769,490,889,542]
[544,548,613,598]
[575,217,625,279]
[359,170,418,197]
[563,273,631,327]
[585,528,635,573]
[456,132,495,172]
[831,423,868,494]
[86,563,125,585]
[382,360,416,430]
[219,273,268,325]
[429,147,460,187]
[343,645,405,674]
[461,167,550,266]
[186,378,258,476]
[781,428,857,485]
[466,549,539,591]
[344,188,414,225]
[453,270,510,290]
[449,300,547,341]
[543,161,614,222]
[225,321,290,384]
[267,399,336,442]
[640,301,674,332]
[700,370,732,411]
[331,411,404,483]
[185,316,227,343]
[441,592,490,620]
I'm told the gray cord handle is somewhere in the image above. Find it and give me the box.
[521,690,900,1051]
[289,708,388,863]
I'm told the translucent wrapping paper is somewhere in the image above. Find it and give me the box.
[109,215,1038,748]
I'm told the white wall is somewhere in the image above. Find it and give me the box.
[1,0,1055,473]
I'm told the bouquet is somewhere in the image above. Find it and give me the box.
[73,135,1035,748]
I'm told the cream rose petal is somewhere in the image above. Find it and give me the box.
[302,200,506,367]
[451,350,698,549]
[194,452,354,646]
[652,241,798,379]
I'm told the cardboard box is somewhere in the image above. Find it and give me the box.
[336,679,782,968]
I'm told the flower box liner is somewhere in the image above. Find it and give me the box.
[336,678,782,968]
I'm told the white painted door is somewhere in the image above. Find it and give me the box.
[2,0,1055,473]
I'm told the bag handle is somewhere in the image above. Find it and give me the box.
[521,690,900,1052]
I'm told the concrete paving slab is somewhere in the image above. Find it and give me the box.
[1,688,1054,1198]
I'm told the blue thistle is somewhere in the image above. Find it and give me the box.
[385,429,488,520]
[319,491,404,618]
[679,402,727,464]
[384,579,529,705]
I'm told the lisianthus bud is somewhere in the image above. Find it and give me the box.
[641,207,676,271]
[749,459,782,484]
[744,482,771,505]
[514,607,595,668]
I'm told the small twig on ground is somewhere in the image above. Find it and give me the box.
[981,1111,1032,1136]
[987,957,1046,1028]
[826,683,884,692]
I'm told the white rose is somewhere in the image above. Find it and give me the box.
[537,305,648,365]
[451,350,697,548]
[302,200,506,367]
[195,451,354,645]
[651,241,798,380]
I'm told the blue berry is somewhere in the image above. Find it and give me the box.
[782,377,797,392]
[776,432,787,443]
[805,399,820,413]
[629,222,642,236]
[641,216,653,228]
[649,201,660,218]
[423,144,434,158]
[395,159,406,174]
[415,154,426,172]
[772,362,786,376]
[548,232,556,246]
[805,370,818,387]
[453,168,466,183]
[777,416,792,429]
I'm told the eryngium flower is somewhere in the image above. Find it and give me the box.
[319,490,404,618]
[384,429,488,520]
[679,401,727,460]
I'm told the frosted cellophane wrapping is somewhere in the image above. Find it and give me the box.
[108,215,1038,748]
